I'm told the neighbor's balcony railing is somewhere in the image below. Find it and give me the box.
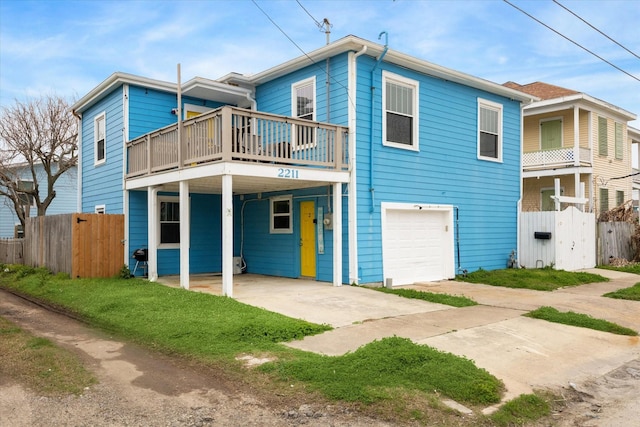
[522,146,591,170]
[126,106,349,178]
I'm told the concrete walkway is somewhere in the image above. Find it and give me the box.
[159,269,640,401]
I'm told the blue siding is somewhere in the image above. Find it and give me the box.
[0,165,77,238]
[354,55,522,282]
[81,87,125,213]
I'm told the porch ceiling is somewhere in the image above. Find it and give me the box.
[125,161,350,195]
[157,174,337,195]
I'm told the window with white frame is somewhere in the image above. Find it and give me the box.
[292,77,316,148]
[477,99,503,162]
[292,77,315,121]
[382,71,419,150]
[159,197,180,246]
[94,112,106,164]
[270,195,292,234]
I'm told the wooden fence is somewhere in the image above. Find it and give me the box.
[0,238,24,265]
[23,213,124,278]
[597,221,636,265]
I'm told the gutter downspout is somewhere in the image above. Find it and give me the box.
[348,45,368,285]
[370,31,388,213]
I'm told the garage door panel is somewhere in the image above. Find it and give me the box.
[383,208,452,285]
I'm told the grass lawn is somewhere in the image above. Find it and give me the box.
[599,263,640,275]
[0,264,504,412]
[604,283,640,301]
[525,306,637,336]
[457,268,607,291]
[366,286,477,307]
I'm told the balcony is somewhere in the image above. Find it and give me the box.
[126,106,349,178]
[522,147,591,171]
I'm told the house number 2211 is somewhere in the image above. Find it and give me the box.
[278,168,299,179]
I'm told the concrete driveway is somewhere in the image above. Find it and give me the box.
[160,269,640,402]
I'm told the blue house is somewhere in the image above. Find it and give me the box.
[0,162,78,238]
[72,35,534,296]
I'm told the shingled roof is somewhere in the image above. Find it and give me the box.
[503,81,580,100]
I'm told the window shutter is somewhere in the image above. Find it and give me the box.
[598,117,608,156]
[615,122,623,160]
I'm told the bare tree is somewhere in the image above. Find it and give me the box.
[0,95,77,233]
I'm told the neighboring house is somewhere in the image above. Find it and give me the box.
[629,127,640,211]
[0,163,78,238]
[503,82,637,215]
[72,35,534,295]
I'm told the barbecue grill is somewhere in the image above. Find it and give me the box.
[132,248,148,277]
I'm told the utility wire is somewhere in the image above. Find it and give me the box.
[250,0,353,106]
[296,0,323,29]
[553,0,640,60]
[503,0,640,82]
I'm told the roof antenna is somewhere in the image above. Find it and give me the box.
[321,18,332,45]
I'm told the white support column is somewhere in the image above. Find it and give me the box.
[147,187,159,281]
[333,182,342,287]
[222,175,234,297]
[179,180,190,289]
[573,105,580,167]
[554,178,561,212]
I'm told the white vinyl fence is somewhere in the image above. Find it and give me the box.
[520,206,595,270]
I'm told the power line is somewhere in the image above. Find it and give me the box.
[249,0,353,106]
[553,0,640,60]
[296,0,323,29]
[503,0,640,83]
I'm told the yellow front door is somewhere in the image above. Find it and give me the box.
[300,201,316,277]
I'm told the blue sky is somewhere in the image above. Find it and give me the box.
[1,0,638,130]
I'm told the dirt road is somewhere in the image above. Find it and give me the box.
[0,290,391,427]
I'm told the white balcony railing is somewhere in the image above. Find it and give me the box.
[522,147,591,170]
[126,106,349,178]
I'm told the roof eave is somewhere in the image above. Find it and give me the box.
[224,35,538,103]
[524,93,637,121]
[72,72,177,114]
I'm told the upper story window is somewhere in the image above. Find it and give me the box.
[615,122,623,160]
[292,77,315,121]
[598,116,608,156]
[477,99,503,162]
[159,197,180,247]
[382,71,419,150]
[270,195,292,234]
[540,118,562,150]
[292,77,316,148]
[94,112,106,165]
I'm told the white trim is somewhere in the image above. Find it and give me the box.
[122,85,129,266]
[382,71,419,151]
[76,112,83,213]
[270,195,293,234]
[94,204,106,214]
[158,195,180,249]
[94,112,106,165]
[477,98,503,163]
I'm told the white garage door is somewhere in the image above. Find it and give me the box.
[382,205,454,285]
